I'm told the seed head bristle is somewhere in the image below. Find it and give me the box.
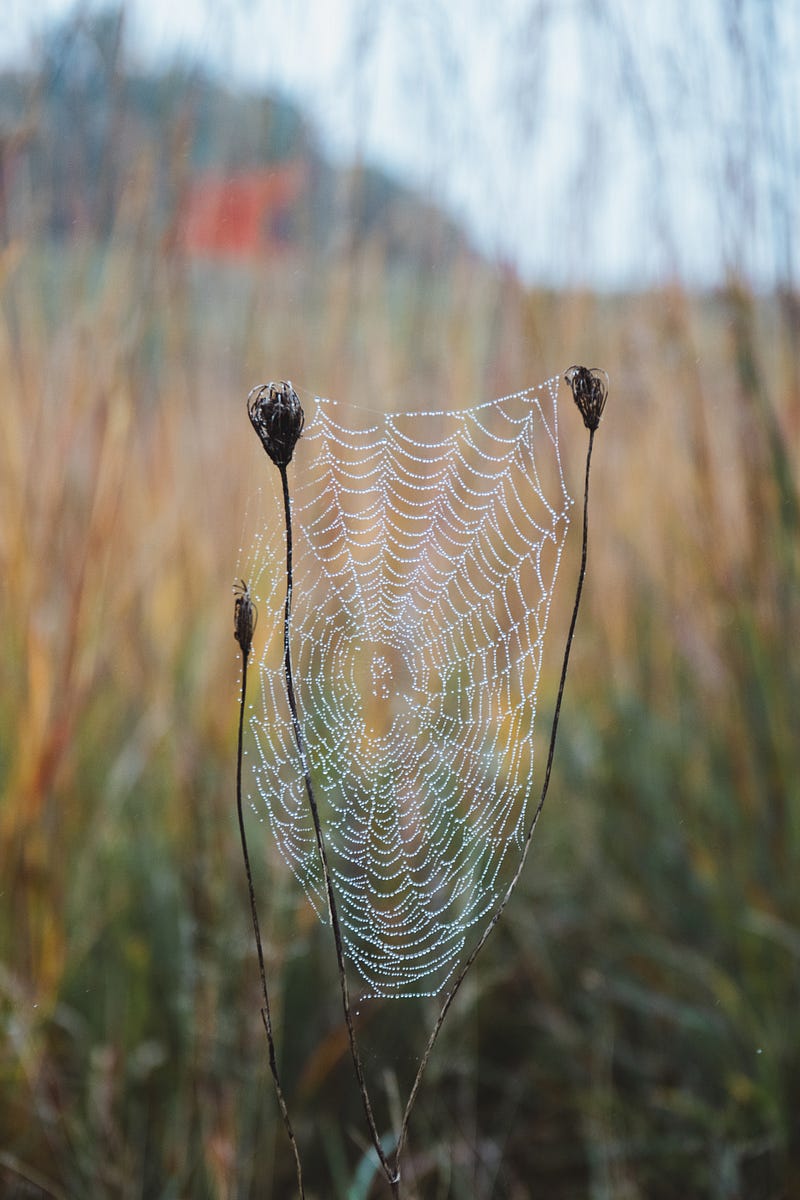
[247,380,305,468]
[564,366,608,431]
[234,579,256,658]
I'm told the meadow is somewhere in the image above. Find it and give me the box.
[1,206,798,1199]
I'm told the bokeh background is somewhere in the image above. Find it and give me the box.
[1,2,798,1197]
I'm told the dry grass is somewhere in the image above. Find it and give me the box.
[1,215,798,1197]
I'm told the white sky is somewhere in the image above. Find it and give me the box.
[2,0,798,288]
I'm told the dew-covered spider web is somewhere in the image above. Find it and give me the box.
[247,376,573,998]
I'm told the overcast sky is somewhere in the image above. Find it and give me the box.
[3,0,798,288]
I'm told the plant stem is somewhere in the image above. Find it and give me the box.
[394,426,597,1173]
[236,632,306,1198]
[278,465,400,1195]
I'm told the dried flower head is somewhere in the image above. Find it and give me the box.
[233,579,257,658]
[248,381,305,468]
[564,366,609,432]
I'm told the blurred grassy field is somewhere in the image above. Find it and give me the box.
[1,209,798,1200]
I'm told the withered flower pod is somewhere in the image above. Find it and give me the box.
[233,579,256,658]
[247,380,305,468]
[564,366,608,432]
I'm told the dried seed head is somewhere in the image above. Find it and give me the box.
[247,380,305,468]
[233,579,256,658]
[564,366,608,432]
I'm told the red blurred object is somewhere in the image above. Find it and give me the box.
[178,162,307,258]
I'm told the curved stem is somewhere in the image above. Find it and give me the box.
[278,465,400,1195]
[236,640,306,1197]
[394,427,596,1172]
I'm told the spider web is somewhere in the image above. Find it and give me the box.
[248,376,573,998]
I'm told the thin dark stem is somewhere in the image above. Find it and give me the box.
[236,640,306,1199]
[278,465,400,1196]
[394,427,596,1172]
